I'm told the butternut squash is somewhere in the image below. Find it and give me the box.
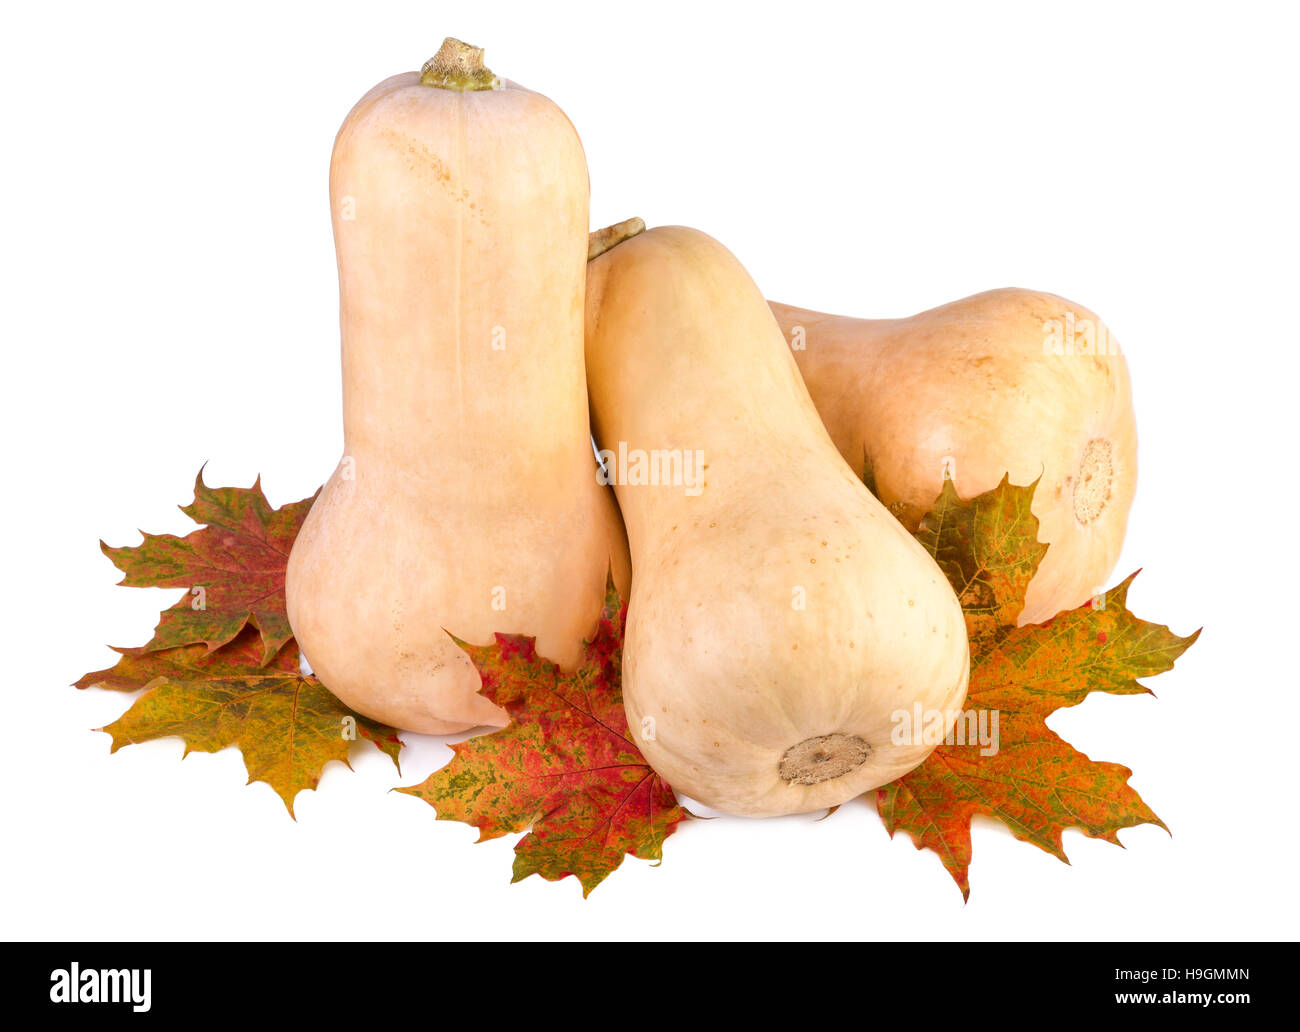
[584,225,970,817]
[771,291,1137,625]
[286,39,626,734]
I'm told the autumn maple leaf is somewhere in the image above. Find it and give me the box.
[101,467,317,663]
[80,625,402,815]
[81,470,400,815]
[877,476,1199,899]
[400,579,685,896]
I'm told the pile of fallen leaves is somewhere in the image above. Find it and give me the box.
[77,468,1196,898]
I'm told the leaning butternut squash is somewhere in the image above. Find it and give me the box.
[585,225,970,817]
[286,39,625,734]
[771,291,1137,625]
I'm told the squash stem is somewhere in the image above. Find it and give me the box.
[420,38,500,91]
[588,218,646,261]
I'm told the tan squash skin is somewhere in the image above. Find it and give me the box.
[771,290,1137,625]
[585,226,970,817]
[286,42,627,734]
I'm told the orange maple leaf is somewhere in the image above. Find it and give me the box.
[877,476,1199,898]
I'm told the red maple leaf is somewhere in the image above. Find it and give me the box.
[400,579,685,896]
[100,467,317,663]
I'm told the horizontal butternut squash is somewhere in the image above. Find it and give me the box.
[771,290,1137,624]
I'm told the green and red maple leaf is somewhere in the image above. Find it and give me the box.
[79,468,1196,896]
[102,467,316,662]
[79,470,402,815]
[399,584,684,896]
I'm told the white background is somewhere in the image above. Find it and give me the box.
[2,1,1296,941]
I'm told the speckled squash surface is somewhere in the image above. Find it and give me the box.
[772,289,1137,625]
[585,226,969,816]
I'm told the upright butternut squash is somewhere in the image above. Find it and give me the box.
[772,291,1137,625]
[286,39,625,734]
[585,226,970,817]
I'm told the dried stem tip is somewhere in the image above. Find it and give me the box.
[588,218,647,261]
[420,37,500,91]
[779,734,871,785]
